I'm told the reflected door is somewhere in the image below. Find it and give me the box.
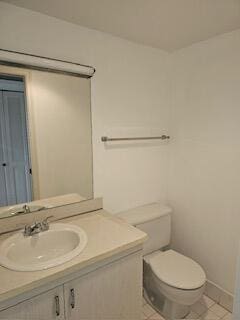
[0,90,32,206]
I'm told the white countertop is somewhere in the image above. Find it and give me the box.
[0,210,147,303]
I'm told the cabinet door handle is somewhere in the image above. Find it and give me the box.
[70,288,75,309]
[55,295,60,316]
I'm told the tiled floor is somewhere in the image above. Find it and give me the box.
[142,295,232,320]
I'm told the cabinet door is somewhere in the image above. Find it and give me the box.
[64,252,142,320]
[0,286,65,320]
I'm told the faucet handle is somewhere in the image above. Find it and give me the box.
[41,216,54,229]
[42,215,54,224]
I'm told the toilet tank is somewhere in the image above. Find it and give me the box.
[117,203,172,255]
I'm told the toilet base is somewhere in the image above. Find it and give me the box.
[144,287,190,319]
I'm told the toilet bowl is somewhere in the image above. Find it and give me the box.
[117,203,206,320]
[143,250,206,319]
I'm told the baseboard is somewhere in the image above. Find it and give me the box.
[205,280,234,312]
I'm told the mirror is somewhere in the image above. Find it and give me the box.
[0,63,93,218]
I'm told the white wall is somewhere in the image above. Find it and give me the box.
[168,29,240,294]
[0,2,171,213]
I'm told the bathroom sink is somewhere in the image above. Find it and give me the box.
[0,223,88,271]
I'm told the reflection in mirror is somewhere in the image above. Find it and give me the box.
[0,64,93,218]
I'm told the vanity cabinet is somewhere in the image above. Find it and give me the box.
[0,251,142,320]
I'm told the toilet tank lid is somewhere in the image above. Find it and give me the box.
[117,203,172,226]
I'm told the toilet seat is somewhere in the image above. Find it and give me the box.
[147,250,206,290]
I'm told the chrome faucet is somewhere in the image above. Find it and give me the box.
[23,216,54,237]
[23,204,31,213]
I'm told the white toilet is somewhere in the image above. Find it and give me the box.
[118,203,206,319]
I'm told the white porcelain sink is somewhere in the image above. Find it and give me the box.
[0,223,88,271]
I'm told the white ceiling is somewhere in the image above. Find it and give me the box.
[2,0,240,52]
